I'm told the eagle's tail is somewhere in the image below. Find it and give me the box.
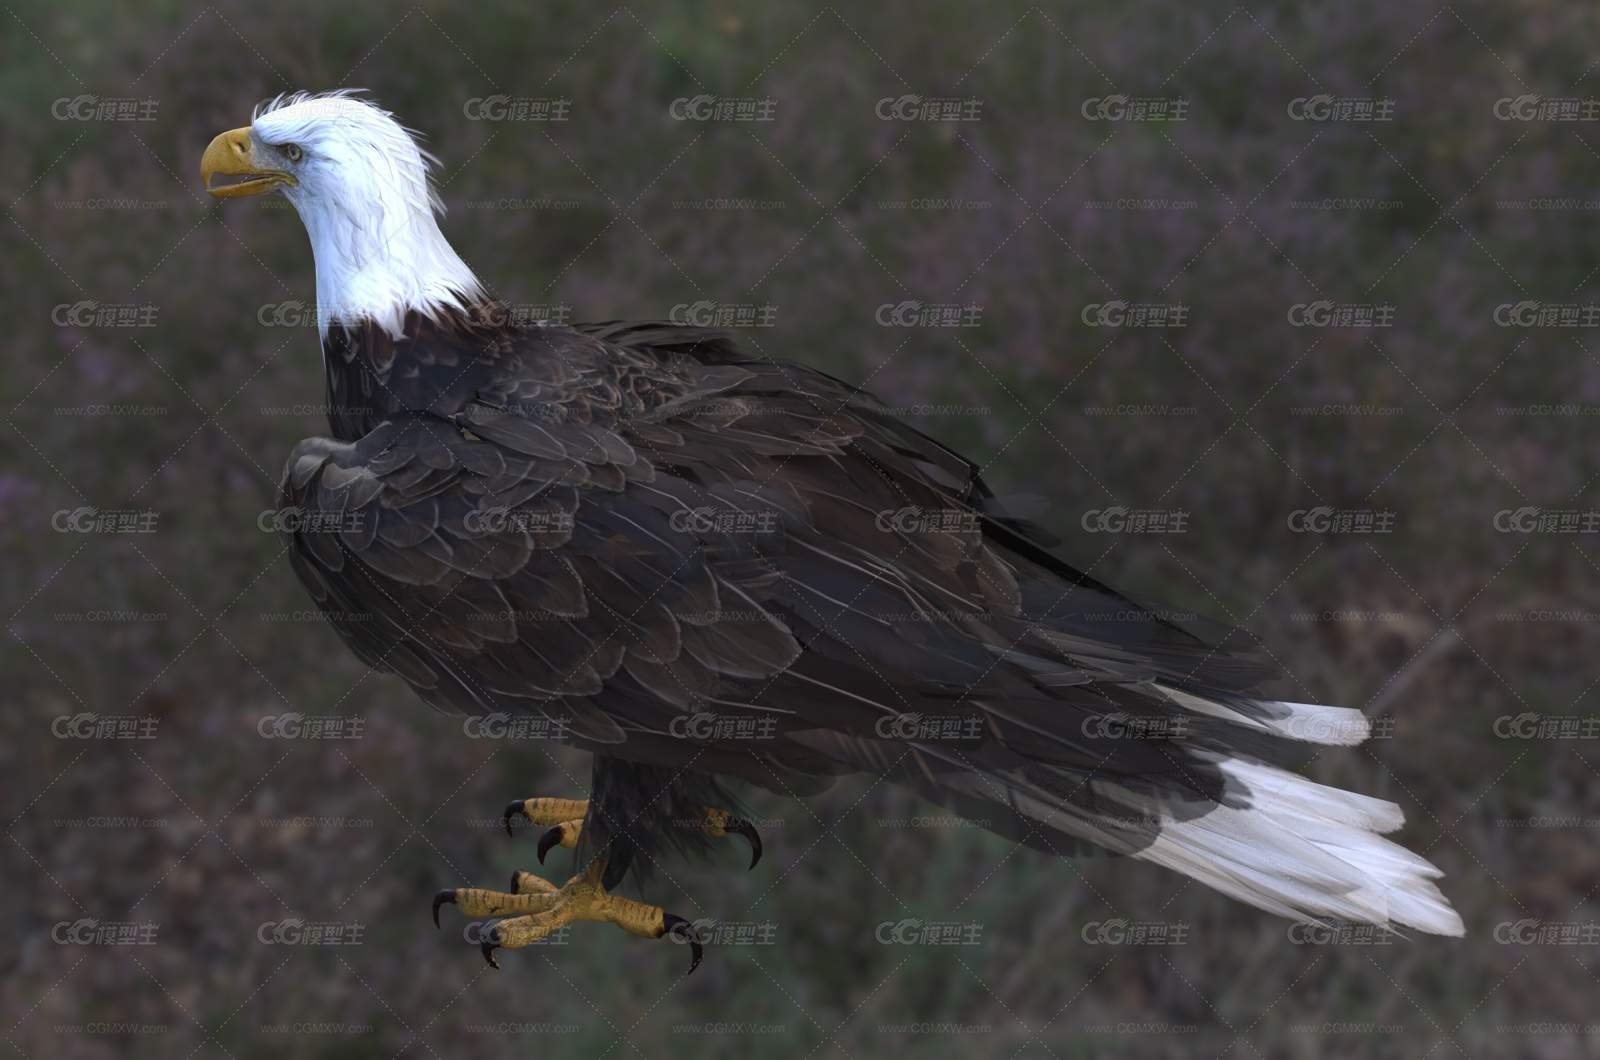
[884,690,1465,937]
[1124,744,1464,936]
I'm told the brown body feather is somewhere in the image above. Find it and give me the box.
[283,308,1291,883]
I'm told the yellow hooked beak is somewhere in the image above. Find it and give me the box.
[200,127,297,198]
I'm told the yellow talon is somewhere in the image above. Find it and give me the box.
[432,883,558,927]
[504,797,589,835]
[439,803,713,974]
[476,862,702,973]
[503,796,758,870]
[537,818,584,863]
[510,869,559,895]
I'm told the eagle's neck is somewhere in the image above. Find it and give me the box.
[291,187,484,340]
[294,191,500,440]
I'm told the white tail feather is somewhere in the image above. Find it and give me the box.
[1130,754,1464,936]
[1154,684,1371,746]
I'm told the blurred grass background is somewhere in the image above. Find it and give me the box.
[4,1,1600,1056]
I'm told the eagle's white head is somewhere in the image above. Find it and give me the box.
[201,90,484,337]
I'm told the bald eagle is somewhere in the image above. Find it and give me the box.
[202,90,1462,972]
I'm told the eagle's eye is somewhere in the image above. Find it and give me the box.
[283,143,303,163]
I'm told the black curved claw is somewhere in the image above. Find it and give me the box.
[432,889,456,929]
[503,800,528,838]
[724,816,763,870]
[662,912,704,976]
[481,923,502,969]
[537,825,564,865]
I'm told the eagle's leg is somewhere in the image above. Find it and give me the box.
[434,860,703,973]
[505,797,762,869]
